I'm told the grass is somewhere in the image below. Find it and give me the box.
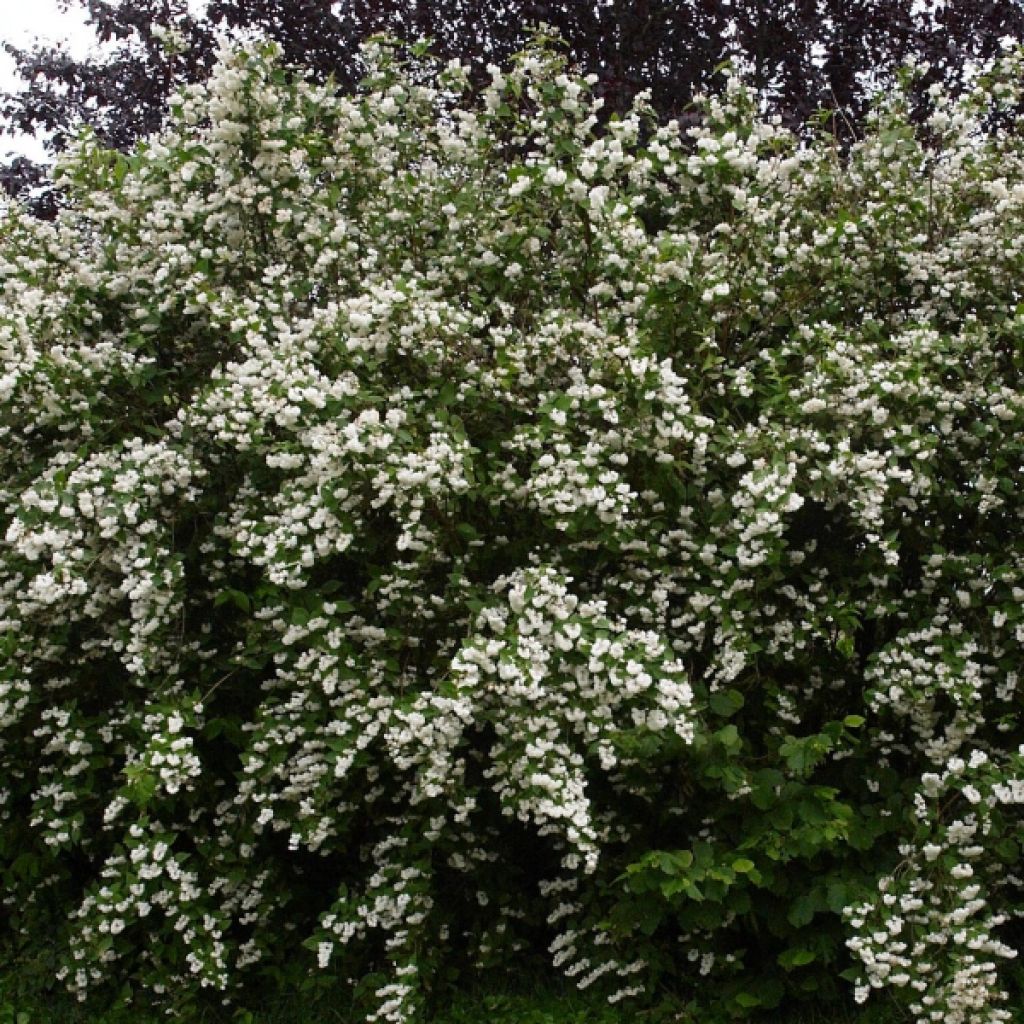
[0,967,904,1024]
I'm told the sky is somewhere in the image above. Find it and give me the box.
[0,0,94,160]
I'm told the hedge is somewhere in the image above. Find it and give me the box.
[3,36,1024,1024]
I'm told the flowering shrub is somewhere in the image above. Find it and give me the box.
[3,35,1024,1024]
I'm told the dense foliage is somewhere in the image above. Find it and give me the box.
[4,35,1024,1024]
[6,0,1024,215]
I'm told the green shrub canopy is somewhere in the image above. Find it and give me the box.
[3,38,1024,1024]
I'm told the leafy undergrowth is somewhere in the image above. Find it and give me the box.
[0,967,909,1024]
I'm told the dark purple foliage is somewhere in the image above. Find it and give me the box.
[4,0,1024,214]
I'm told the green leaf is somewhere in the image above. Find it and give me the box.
[709,689,745,717]
[214,588,251,613]
[826,880,849,913]
[778,947,817,969]
[656,850,693,873]
[715,724,742,751]
[437,380,458,407]
[780,739,807,773]
[798,797,827,825]
[750,768,782,810]
[995,838,1019,863]
[787,891,819,928]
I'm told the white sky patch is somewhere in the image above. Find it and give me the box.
[1,0,215,163]
[1,0,95,160]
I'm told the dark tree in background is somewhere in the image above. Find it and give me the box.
[4,0,1024,214]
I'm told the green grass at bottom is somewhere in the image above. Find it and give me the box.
[430,989,868,1024]
[0,970,902,1024]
